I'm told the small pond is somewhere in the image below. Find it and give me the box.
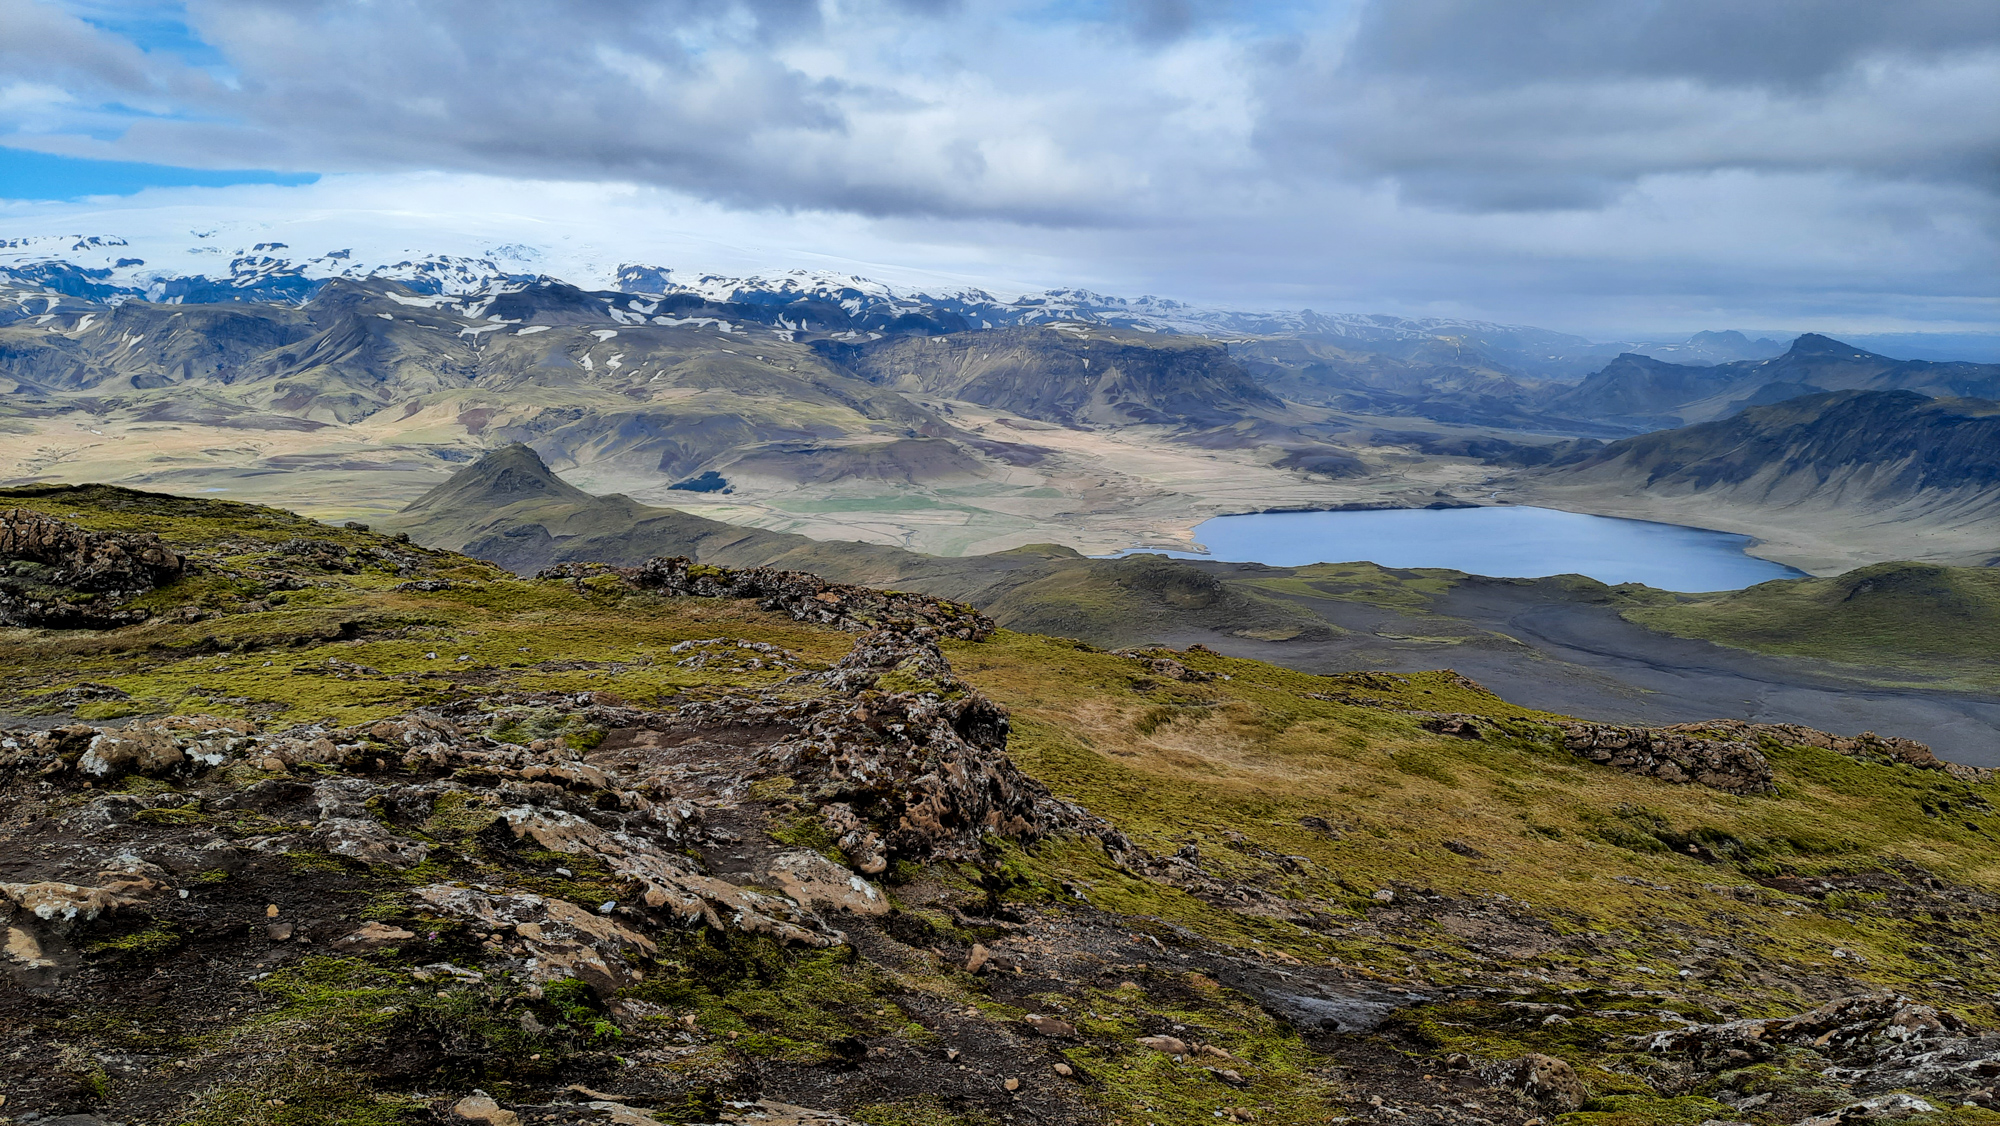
[1136,506,1806,592]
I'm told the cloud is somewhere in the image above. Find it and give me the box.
[0,0,1992,336]
[1268,0,2000,210]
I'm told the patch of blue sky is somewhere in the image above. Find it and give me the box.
[0,147,318,201]
[67,0,233,71]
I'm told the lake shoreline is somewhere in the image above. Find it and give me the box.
[1109,505,1808,592]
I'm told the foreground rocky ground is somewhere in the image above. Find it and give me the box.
[5,484,2000,1126]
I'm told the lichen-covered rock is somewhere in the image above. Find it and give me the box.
[412,884,661,991]
[1112,648,1215,682]
[1638,995,1971,1073]
[1674,719,1995,783]
[75,729,185,779]
[1555,719,1776,794]
[762,627,1105,863]
[1,875,157,924]
[0,508,183,628]
[761,849,890,917]
[1487,1053,1587,1113]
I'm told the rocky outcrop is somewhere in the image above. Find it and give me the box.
[1638,994,2000,1101]
[1637,994,1967,1065]
[0,612,1096,984]
[1554,719,1776,795]
[1553,717,1992,794]
[537,556,994,640]
[0,508,183,627]
[764,626,1111,864]
[1681,719,1995,783]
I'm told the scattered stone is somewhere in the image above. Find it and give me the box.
[1053,1062,1074,1077]
[332,921,416,950]
[266,921,294,941]
[1002,1077,1020,1092]
[1488,1053,1587,1113]
[537,556,995,640]
[965,943,991,974]
[1137,1034,1188,1056]
[450,1095,521,1126]
[1023,1013,1076,1038]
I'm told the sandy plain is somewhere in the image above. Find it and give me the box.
[3,400,1979,577]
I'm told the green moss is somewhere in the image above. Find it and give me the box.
[183,1060,432,1126]
[75,699,148,720]
[769,812,843,862]
[425,790,502,838]
[626,933,903,1063]
[86,924,184,959]
[1559,1094,1735,1126]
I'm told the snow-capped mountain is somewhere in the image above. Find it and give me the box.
[0,231,1607,373]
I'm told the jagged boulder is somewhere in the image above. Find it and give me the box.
[1487,1052,1587,1113]
[763,626,1108,863]
[0,508,183,628]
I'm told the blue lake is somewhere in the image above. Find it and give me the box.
[1138,506,1807,592]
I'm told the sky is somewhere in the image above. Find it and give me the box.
[0,0,1996,340]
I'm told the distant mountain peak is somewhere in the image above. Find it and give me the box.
[399,443,590,516]
[1786,333,1878,359]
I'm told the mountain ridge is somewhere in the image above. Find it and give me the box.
[1549,333,2000,430]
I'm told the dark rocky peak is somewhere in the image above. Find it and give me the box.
[1782,333,1889,362]
[479,280,621,325]
[400,443,593,514]
[303,275,444,313]
[0,260,124,301]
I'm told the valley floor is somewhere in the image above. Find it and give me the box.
[1168,564,2000,767]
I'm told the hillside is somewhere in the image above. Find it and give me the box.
[834,325,1288,430]
[396,447,2000,755]
[5,272,1532,558]
[1622,561,2000,690]
[1539,390,2000,501]
[1515,389,2000,573]
[1549,334,2000,431]
[9,483,2000,1125]
[387,444,1340,646]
